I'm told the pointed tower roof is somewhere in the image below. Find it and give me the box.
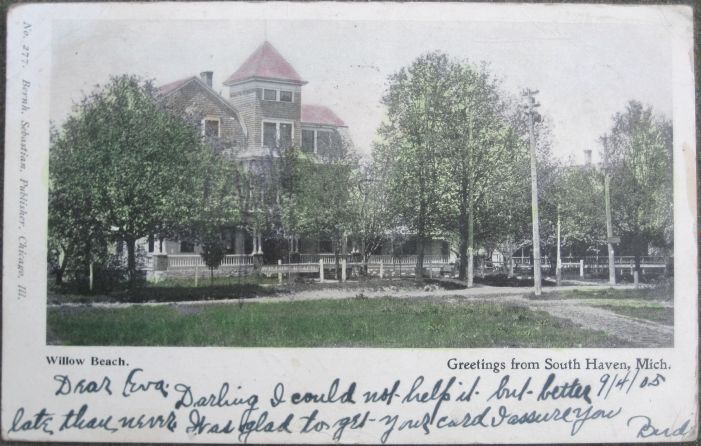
[224,42,307,86]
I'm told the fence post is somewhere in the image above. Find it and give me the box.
[319,259,324,282]
[509,258,514,278]
[379,261,384,279]
[277,259,282,285]
[341,258,347,282]
[579,260,584,278]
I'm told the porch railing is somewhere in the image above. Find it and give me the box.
[367,254,451,264]
[167,254,253,268]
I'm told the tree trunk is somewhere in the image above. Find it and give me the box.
[210,268,214,285]
[458,181,468,281]
[126,237,137,285]
[634,234,642,277]
[467,201,474,288]
[55,245,69,285]
[416,235,425,280]
[55,269,63,285]
[334,246,341,282]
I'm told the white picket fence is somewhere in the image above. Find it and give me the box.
[367,254,450,265]
[167,254,253,268]
[297,254,451,265]
[299,253,353,264]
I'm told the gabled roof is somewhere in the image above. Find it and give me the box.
[157,76,248,137]
[301,104,347,128]
[158,76,196,97]
[224,42,307,86]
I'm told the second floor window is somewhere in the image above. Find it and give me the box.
[302,130,315,153]
[301,129,333,155]
[263,121,293,148]
[203,118,220,137]
[317,131,331,155]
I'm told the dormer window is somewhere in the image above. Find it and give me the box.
[203,118,221,137]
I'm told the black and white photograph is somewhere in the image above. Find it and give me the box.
[46,13,675,348]
[2,2,697,444]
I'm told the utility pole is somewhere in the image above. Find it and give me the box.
[602,136,616,285]
[556,205,561,286]
[523,89,542,296]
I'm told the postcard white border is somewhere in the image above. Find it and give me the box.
[2,3,697,444]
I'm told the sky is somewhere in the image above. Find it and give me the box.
[50,15,673,164]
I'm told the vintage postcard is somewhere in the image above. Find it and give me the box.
[2,2,697,443]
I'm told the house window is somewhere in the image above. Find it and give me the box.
[263,89,277,101]
[148,234,155,253]
[263,122,277,147]
[279,90,293,102]
[280,123,292,148]
[262,121,294,148]
[301,129,334,155]
[302,130,315,153]
[317,131,332,156]
[180,241,194,253]
[203,118,220,137]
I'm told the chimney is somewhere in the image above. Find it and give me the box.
[200,71,213,88]
[583,149,592,166]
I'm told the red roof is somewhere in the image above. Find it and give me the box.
[224,42,306,86]
[158,76,196,96]
[301,104,346,127]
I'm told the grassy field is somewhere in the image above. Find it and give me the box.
[48,297,628,347]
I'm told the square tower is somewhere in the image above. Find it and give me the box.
[224,42,307,157]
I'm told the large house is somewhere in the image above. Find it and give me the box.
[143,42,350,261]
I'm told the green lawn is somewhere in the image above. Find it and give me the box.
[48,297,628,347]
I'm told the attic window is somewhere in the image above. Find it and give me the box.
[279,91,293,102]
[203,118,220,137]
[263,89,277,101]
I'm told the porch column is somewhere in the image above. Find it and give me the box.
[251,229,258,255]
[257,232,263,255]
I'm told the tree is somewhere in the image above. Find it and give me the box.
[553,163,607,257]
[378,52,453,278]
[293,147,358,280]
[193,159,244,282]
[348,155,393,272]
[605,100,673,274]
[49,75,220,283]
[438,61,528,285]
